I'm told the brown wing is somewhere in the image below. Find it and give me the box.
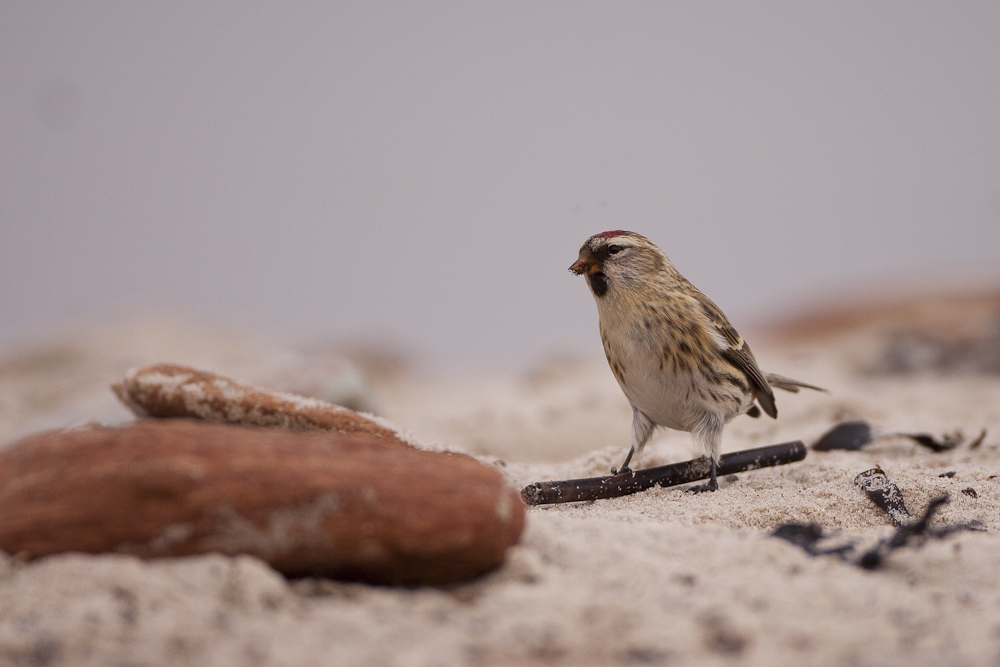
[723,341,777,418]
[695,294,778,419]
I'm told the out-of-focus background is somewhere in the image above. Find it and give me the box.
[3,2,999,368]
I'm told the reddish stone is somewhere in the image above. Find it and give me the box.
[0,420,525,585]
[112,363,410,445]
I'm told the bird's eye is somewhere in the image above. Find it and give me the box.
[607,244,622,255]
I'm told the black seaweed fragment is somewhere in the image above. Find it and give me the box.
[854,467,911,525]
[857,495,951,569]
[812,421,873,451]
[969,429,988,449]
[812,421,987,453]
[905,428,989,452]
[905,432,961,453]
[772,468,984,569]
[770,523,855,558]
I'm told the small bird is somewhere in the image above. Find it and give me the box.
[570,230,823,492]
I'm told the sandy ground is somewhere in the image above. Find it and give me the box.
[2,296,1000,667]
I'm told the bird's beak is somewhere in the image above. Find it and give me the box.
[569,251,599,275]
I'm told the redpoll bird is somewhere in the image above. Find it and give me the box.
[570,230,823,492]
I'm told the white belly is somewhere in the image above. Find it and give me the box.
[617,355,700,431]
[611,329,750,432]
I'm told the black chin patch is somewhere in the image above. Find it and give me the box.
[588,272,609,297]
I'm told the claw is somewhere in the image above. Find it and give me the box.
[686,457,719,493]
[615,447,636,477]
[687,479,719,494]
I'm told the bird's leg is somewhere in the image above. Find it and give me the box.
[611,448,635,476]
[687,457,719,493]
[612,409,654,475]
[687,413,723,493]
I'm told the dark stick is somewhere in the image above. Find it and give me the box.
[521,441,806,506]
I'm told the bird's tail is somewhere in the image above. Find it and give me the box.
[765,373,827,394]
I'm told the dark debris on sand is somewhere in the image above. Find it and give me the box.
[773,467,984,569]
[813,420,987,453]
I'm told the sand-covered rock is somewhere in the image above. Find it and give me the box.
[112,363,413,446]
[0,420,524,585]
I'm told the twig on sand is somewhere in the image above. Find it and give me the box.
[520,441,807,506]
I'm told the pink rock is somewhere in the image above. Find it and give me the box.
[0,420,525,585]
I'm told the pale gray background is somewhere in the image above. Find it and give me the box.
[2,2,999,368]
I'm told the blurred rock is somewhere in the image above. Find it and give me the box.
[0,420,525,585]
[766,289,1000,375]
[875,315,1000,375]
[112,364,409,446]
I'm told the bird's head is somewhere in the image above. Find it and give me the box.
[569,230,667,297]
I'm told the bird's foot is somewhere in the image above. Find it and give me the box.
[688,458,720,493]
[611,465,632,476]
[687,479,719,494]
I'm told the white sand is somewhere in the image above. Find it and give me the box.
[2,305,1000,666]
